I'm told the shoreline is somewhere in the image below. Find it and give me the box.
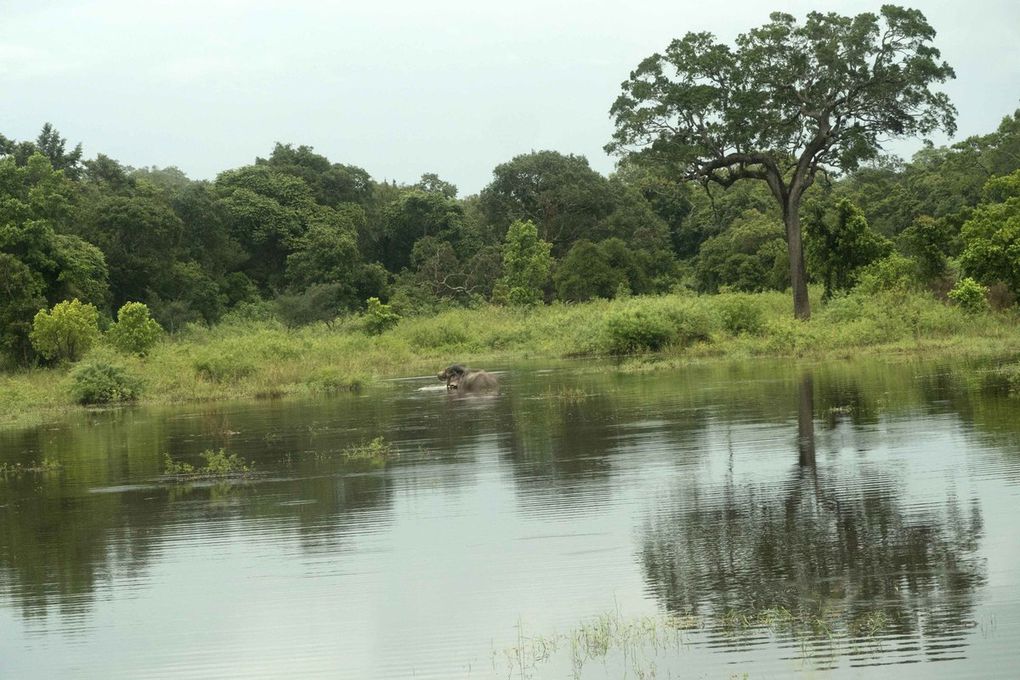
[3,290,1019,432]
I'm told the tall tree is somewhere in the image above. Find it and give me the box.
[607,6,956,318]
[480,151,615,255]
[257,143,374,208]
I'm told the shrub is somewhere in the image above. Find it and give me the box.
[603,306,673,354]
[219,300,277,326]
[107,302,163,356]
[663,299,717,346]
[305,369,364,394]
[854,253,918,295]
[30,298,101,362]
[717,294,765,335]
[404,316,470,351]
[948,277,989,313]
[193,352,257,382]
[362,297,400,335]
[69,361,142,404]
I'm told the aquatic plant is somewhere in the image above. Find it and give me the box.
[498,604,892,679]
[0,458,61,479]
[341,437,396,468]
[162,448,254,479]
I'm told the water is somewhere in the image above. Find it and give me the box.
[1,357,1019,678]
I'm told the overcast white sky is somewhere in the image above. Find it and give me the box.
[2,0,1018,194]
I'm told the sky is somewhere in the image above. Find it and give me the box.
[2,0,1018,195]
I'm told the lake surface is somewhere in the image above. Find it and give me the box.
[2,357,1019,678]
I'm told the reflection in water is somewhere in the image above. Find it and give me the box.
[798,371,816,467]
[641,366,990,669]
[1,357,1019,678]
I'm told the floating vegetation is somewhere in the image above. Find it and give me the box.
[162,448,254,480]
[0,458,61,479]
[341,436,397,469]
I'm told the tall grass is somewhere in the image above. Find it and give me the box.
[2,286,1018,430]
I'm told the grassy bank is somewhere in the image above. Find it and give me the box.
[2,287,1019,430]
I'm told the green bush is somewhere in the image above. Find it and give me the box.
[404,316,471,351]
[603,307,674,354]
[69,361,142,404]
[601,298,718,355]
[854,253,918,295]
[305,369,364,394]
[362,297,400,335]
[193,352,257,382]
[948,277,989,313]
[107,302,163,356]
[30,298,101,362]
[717,294,765,335]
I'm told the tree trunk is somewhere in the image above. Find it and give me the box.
[797,372,816,467]
[784,200,811,320]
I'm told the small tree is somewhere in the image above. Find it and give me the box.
[362,297,400,335]
[107,301,163,356]
[498,220,553,305]
[607,6,956,318]
[807,199,892,300]
[947,277,989,314]
[30,298,100,362]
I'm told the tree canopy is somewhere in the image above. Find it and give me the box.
[607,5,956,318]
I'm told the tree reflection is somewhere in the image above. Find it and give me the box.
[641,370,987,663]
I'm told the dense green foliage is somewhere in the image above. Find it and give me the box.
[107,302,163,356]
[806,199,892,300]
[948,278,989,314]
[30,299,101,363]
[3,6,1020,375]
[4,285,1018,430]
[498,220,553,305]
[959,170,1020,293]
[607,5,957,319]
[68,360,142,404]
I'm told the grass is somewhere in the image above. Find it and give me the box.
[2,286,1019,431]
[498,604,892,679]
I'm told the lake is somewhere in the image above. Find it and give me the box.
[2,357,1019,678]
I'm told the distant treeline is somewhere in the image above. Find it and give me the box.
[2,110,1020,367]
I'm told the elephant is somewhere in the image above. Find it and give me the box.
[437,364,498,392]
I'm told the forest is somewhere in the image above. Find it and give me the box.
[2,7,1020,414]
[3,110,1019,363]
